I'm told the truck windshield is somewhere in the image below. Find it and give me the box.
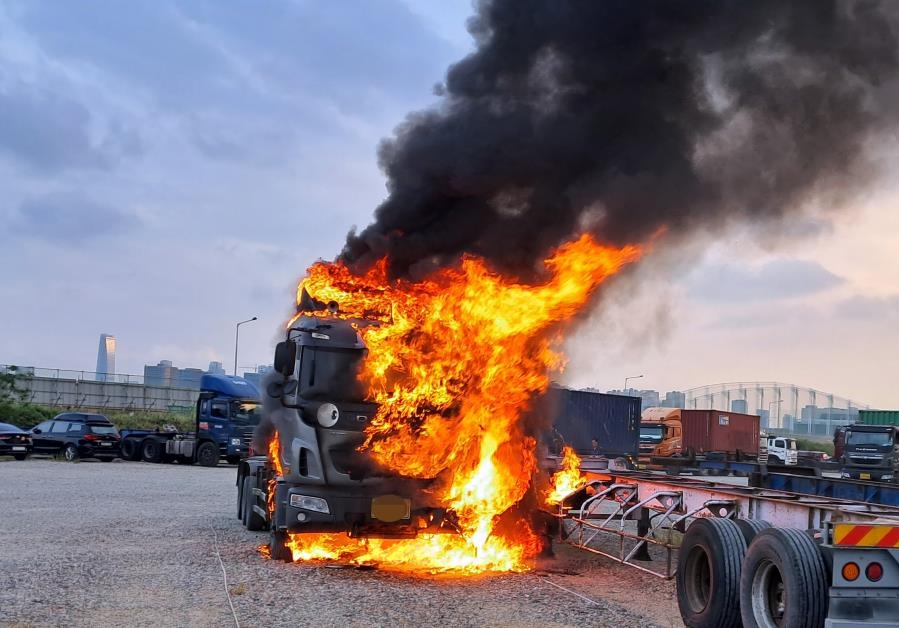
[230,401,261,425]
[640,425,665,442]
[299,346,367,402]
[846,430,894,446]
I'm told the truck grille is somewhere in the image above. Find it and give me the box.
[848,455,885,466]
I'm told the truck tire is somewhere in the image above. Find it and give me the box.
[120,438,141,461]
[676,518,746,628]
[735,519,771,547]
[197,442,218,467]
[269,528,291,562]
[141,439,163,463]
[242,477,266,531]
[740,528,827,628]
[237,475,244,520]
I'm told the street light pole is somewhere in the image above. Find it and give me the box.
[234,317,258,376]
[624,374,644,394]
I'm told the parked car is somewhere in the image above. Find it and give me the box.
[0,422,33,460]
[30,413,121,461]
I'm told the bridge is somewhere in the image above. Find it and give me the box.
[683,381,870,437]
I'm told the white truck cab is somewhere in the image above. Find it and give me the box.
[767,435,798,465]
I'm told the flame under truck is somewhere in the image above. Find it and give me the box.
[237,315,453,560]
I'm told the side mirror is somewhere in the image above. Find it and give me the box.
[32,428,42,434]
[274,341,296,376]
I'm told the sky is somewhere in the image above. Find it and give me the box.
[1,1,897,408]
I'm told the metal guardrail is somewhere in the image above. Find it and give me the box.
[3,364,147,385]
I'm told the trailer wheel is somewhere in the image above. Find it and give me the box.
[197,442,218,467]
[120,438,140,461]
[740,528,827,628]
[269,528,291,562]
[676,517,746,628]
[242,477,266,531]
[735,519,771,547]
[141,439,163,463]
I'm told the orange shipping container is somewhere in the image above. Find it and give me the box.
[681,410,760,456]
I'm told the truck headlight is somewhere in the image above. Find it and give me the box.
[883,474,893,481]
[230,438,242,446]
[289,494,330,514]
[317,403,339,428]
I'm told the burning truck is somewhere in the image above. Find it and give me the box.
[236,236,641,572]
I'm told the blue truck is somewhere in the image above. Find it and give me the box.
[120,374,261,466]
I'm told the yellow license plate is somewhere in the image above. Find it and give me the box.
[860,473,871,480]
[371,495,410,523]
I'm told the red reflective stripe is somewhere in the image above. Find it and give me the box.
[876,526,899,548]
[839,525,874,546]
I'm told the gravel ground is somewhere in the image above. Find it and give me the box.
[0,458,682,628]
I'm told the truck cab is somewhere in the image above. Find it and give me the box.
[766,435,798,465]
[197,374,262,464]
[119,374,261,466]
[840,424,899,482]
[240,314,448,558]
[639,408,682,457]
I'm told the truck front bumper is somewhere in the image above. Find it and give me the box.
[274,482,448,537]
[841,467,895,482]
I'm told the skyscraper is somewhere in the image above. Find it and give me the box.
[96,334,116,382]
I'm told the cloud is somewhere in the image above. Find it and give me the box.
[10,194,141,244]
[833,294,899,320]
[0,85,107,172]
[687,258,844,302]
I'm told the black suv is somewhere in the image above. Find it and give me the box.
[31,413,121,462]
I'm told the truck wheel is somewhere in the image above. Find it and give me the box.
[735,519,771,547]
[120,438,140,461]
[677,518,746,628]
[740,528,827,628]
[243,477,266,531]
[197,442,218,467]
[269,528,291,562]
[237,475,244,520]
[141,439,163,463]
[768,455,782,465]
[63,444,79,462]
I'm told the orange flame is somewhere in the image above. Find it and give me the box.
[272,234,640,573]
[546,446,586,505]
[266,432,282,517]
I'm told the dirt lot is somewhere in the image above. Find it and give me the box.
[0,458,683,627]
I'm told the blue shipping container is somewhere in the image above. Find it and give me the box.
[546,387,641,457]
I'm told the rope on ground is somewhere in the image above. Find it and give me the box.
[542,578,602,606]
[210,525,241,628]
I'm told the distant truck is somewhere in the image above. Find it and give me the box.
[639,408,763,461]
[547,387,640,460]
[841,421,899,483]
[120,374,261,466]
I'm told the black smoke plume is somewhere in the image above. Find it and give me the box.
[341,0,899,279]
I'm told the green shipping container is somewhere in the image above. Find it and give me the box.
[858,409,899,425]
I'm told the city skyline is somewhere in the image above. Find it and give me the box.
[1,3,897,408]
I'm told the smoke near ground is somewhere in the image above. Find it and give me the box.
[341,0,899,279]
